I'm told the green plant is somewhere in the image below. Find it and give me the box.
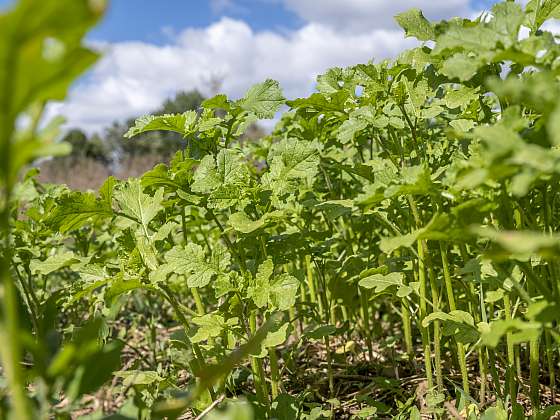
[3,0,560,419]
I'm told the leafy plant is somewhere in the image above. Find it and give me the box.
[3,0,560,419]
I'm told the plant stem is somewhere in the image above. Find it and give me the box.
[440,243,470,396]
[0,54,32,417]
[268,346,280,400]
[529,334,541,411]
[306,255,323,316]
[417,240,434,390]
[425,247,443,392]
[325,335,335,397]
[360,289,374,361]
[544,330,556,404]
[192,288,205,316]
[159,285,216,401]
[503,293,517,405]
[407,196,434,390]
[249,312,269,407]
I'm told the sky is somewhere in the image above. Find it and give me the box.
[2,0,500,133]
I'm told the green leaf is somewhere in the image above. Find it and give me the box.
[0,0,104,118]
[359,272,405,294]
[441,54,482,81]
[262,138,320,196]
[479,319,541,347]
[45,191,113,233]
[115,370,164,387]
[248,259,299,311]
[162,243,230,288]
[287,91,349,113]
[525,0,560,32]
[229,212,265,234]
[114,179,164,230]
[124,111,197,138]
[449,119,476,132]
[271,274,300,311]
[314,200,353,221]
[433,23,500,55]
[105,278,154,303]
[480,403,508,420]
[202,94,231,112]
[336,118,367,144]
[422,310,479,344]
[236,79,285,119]
[191,313,237,343]
[379,232,417,254]
[191,149,250,208]
[249,258,275,309]
[30,251,82,275]
[395,9,435,41]
[252,321,290,358]
[304,325,336,340]
[547,103,560,146]
[473,227,560,256]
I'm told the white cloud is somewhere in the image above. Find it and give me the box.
[49,17,416,133]
[283,0,474,33]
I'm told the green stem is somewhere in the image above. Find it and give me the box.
[360,289,374,361]
[440,243,470,396]
[159,285,216,401]
[325,335,335,397]
[305,255,322,316]
[408,196,434,390]
[417,240,434,390]
[544,330,556,404]
[401,298,414,360]
[268,347,280,400]
[529,335,541,411]
[249,312,269,408]
[0,34,32,416]
[503,294,517,405]
[425,247,443,392]
[191,288,205,316]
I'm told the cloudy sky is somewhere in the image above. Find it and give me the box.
[3,0,497,133]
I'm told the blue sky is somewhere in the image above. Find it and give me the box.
[89,0,302,44]
[1,0,504,132]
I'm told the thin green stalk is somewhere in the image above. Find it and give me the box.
[544,330,556,404]
[417,240,434,390]
[503,294,517,405]
[425,247,443,392]
[401,298,414,360]
[440,243,470,396]
[529,335,540,411]
[11,260,38,333]
[325,335,335,397]
[408,196,434,389]
[249,312,269,408]
[359,289,374,361]
[340,305,349,323]
[306,255,323,316]
[458,245,488,401]
[314,261,335,398]
[268,347,280,400]
[191,288,205,316]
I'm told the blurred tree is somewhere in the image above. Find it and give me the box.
[62,129,109,162]
[158,90,204,115]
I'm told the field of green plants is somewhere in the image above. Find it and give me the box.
[2,0,560,418]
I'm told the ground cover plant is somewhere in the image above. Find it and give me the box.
[2,0,560,418]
